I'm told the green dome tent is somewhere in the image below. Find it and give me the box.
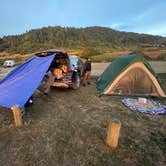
[96,54,165,97]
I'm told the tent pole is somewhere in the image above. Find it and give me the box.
[11,105,22,127]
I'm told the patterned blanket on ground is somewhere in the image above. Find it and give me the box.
[122,98,166,115]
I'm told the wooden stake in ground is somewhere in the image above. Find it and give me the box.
[106,120,121,149]
[11,105,22,127]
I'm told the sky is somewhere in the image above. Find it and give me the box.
[0,0,166,37]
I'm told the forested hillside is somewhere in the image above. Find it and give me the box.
[0,26,166,54]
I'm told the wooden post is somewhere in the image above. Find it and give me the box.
[106,120,121,149]
[11,105,22,127]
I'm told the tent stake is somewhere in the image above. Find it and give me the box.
[106,120,121,149]
[11,105,22,127]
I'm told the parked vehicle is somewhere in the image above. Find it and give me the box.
[3,60,15,67]
[35,49,84,89]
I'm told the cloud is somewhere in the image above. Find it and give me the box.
[138,22,166,36]
[0,0,166,37]
[109,23,124,29]
[109,1,166,36]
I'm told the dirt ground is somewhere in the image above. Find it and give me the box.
[0,75,166,166]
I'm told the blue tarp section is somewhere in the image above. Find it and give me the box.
[0,55,54,108]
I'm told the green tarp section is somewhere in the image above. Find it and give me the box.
[96,54,156,94]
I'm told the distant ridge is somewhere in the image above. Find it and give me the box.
[0,26,166,53]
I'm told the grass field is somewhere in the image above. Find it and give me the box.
[0,49,166,64]
[0,75,165,166]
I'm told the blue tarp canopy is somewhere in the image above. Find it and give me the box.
[0,55,54,108]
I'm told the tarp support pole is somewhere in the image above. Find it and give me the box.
[11,105,22,127]
[106,120,121,149]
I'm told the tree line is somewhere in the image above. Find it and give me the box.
[0,26,166,54]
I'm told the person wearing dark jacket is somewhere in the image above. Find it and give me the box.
[83,58,91,86]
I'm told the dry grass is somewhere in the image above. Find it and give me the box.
[144,49,166,59]
[0,49,166,64]
[0,76,166,166]
[0,52,33,64]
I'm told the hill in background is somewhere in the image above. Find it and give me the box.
[0,26,166,54]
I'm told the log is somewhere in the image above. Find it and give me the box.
[106,120,121,149]
[11,105,22,127]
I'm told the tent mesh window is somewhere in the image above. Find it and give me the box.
[110,68,158,95]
